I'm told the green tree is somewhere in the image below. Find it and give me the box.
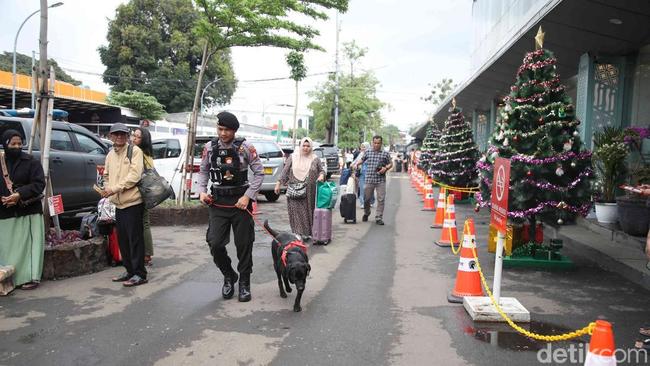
[380,124,402,147]
[476,41,594,224]
[308,72,385,148]
[106,90,166,120]
[0,52,81,86]
[288,127,309,140]
[286,51,307,146]
[98,0,237,113]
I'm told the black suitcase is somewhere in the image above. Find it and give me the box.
[340,193,357,223]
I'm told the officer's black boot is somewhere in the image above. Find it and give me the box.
[238,273,251,302]
[222,272,238,300]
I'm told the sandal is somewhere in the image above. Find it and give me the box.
[123,275,148,287]
[20,282,39,290]
[112,272,131,282]
[634,338,650,350]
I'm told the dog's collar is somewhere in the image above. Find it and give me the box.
[281,240,308,267]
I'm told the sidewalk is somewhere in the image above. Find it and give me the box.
[544,217,650,291]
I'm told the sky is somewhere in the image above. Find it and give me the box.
[0,0,474,131]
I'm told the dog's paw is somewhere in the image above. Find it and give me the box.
[280,291,287,298]
[293,305,302,312]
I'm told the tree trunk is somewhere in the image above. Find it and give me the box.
[181,41,210,204]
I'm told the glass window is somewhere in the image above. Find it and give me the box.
[152,141,168,159]
[166,139,181,158]
[50,130,75,152]
[75,133,105,154]
[253,141,283,158]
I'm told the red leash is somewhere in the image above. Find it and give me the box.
[208,201,281,242]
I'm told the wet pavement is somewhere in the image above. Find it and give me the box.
[1,174,649,365]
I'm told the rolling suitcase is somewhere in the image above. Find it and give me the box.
[312,208,332,245]
[340,194,357,223]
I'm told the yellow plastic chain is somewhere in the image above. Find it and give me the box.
[467,244,596,341]
[430,177,480,193]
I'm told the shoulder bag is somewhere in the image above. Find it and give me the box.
[286,181,307,199]
[127,145,175,209]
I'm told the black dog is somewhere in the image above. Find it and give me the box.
[264,220,311,312]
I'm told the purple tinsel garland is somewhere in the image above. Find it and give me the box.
[474,193,592,218]
[510,150,592,164]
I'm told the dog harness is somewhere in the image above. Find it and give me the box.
[281,240,308,267]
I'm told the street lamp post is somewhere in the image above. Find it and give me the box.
[12,1,63,110]
[199,78,221,116]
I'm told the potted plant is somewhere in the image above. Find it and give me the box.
[616,127,650,236]
[592,126,628,224]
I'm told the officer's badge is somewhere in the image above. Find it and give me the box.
[218,149,228,156]
[224,170,234,180]
[225,157,233,164]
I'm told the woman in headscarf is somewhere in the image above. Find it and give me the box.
[0,129,46,290]
[131,127,155,266]
[275,137,325,239]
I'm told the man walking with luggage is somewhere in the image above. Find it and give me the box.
[354,135,392,225]
[198,111,264,302]
[103,123,147,287]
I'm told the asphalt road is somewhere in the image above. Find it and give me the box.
[1,174,649,365]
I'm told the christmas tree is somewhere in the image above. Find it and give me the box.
[418,122,440,172]
[429,99,479,188]
[476,27,593,224]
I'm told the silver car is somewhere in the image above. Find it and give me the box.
[191,137,285,202]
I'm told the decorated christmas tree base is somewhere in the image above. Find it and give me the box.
[503,240,574,270]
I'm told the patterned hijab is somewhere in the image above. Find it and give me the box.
[291,137,316,181]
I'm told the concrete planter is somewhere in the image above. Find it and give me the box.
[594,202,618,224]
[42,237,107,280]
[616,196,650,237]
[149,205,208,226]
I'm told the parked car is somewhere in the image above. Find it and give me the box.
[314,144,340,179]
[0,116,109,216]
[153,136,285,202]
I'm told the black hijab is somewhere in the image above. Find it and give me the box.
[1,129,23,171]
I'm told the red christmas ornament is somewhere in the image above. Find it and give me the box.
[513,135,520,142]
[526,170,533,177]
[474,204,480,213]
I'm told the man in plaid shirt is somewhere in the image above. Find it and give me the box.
[354,135,393,225]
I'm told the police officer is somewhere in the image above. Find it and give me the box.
[198,111,264,302]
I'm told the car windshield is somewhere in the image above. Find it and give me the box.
[253,141,283,158]
[313,149,324,158]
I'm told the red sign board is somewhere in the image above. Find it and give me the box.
[490,157,511,234]
[48,194,64,216]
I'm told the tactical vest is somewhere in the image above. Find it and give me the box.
[209,137,248,188]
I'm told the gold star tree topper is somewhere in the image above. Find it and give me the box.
[535,26,545,50]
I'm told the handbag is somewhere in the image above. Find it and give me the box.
[316,181,338,209]
[138,167,175,209]
[286,181,307,199]
[127,144,175,209]
[98,197,116,223]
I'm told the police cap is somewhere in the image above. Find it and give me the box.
[216,111,240,131]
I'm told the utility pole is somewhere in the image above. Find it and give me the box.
[333,11,340,146]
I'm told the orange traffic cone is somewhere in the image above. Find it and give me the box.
[435,195,459,247]
[252,201,261,215]
[431,187,446,228]
[585,320,616,366]
[422,182,435,211]
[448,218,484,303]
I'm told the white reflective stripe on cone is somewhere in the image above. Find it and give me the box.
[463,235,476,248]
[443,219,456,227]
[457,257,479,272]
[446,206,455,213]
[584,352,616,366]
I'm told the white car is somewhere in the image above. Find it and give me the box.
[152,136,285,201]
